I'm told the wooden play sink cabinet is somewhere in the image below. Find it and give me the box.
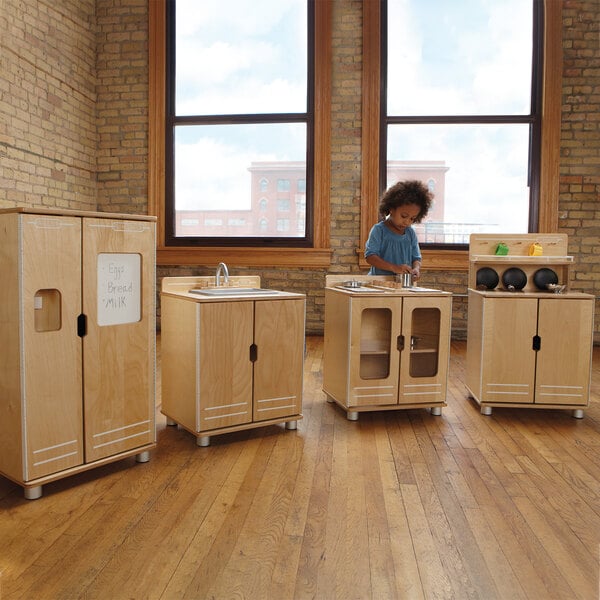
[160,276,305,446]
[466,233,595,417]
[0,208,156,499]
[323,275,452,420]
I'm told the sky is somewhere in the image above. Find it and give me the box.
[173,0,534,234]
[174,0,306,212]
[387,0,533,232]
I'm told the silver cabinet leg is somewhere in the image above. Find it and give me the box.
[481,405,493,416]
[24,485,42,500]
[572,409,584,419]
[135,451,150,463]
[197,435,210,447]
[326,395,334,403]
[430,406,442,416]
[347,411,359,421]
[166,418,177,426]
[285,420,298,430]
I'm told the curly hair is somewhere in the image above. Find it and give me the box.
[378,180,433,223]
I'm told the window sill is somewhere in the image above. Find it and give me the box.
[157,246,333,268]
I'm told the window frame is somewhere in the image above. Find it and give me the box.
[358,0,562,271]
[149,0,332,267]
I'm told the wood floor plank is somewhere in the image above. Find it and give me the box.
[165,435,268,598]
[408,441,495,598]
[270,360,328,598]
[292,418,334,599]
[209,433,306,599]
[465,447,574,599]
[314,413,354,599]
[326,417,371,599]
[462,506,528,600]
[360,416,399,599]
[84,432,246,599]
[512,493,594,599]
[379,419,425,599]
[400,481,455,599]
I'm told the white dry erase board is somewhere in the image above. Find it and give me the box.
[97,253,142,326]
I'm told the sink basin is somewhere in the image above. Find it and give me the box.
[189,287,281,296]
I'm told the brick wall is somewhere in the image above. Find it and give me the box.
[559,0,600,323]
[95,0,149,215]
[328,0,363,276]
[1,0,597,337]
[0,0,97,211]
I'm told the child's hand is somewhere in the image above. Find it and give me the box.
[395,264,413,275]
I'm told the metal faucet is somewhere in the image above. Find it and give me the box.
[215,262,229,286]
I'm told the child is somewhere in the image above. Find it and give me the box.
[365,179,433,279]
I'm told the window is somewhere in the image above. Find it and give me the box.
[383,0,542,246]
[165,0,314,247]
[277,199,290,212]
[359,0,560,267]
[277,179,291,192]
[150,0,331,266]
[277,218,290,232]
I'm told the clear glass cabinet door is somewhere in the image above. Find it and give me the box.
[359,307,392,379]
[408,307,441,378]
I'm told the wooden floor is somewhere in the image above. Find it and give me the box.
[2,337,600,599]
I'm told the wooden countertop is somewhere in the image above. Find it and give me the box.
[161,276,305,302]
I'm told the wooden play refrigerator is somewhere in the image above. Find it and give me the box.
[0,208,156,499]
[466,233,594,417]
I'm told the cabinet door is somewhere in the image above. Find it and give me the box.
[480,298,537,404]
[535,298,593,406]
[198,301,254,430]
[253,299,305,422]
[398,295,451,405]
[22,214,84,480]
[160,296,199,431]
[82,218,156,462]
[347,297,403,406]
[323,290,352,403]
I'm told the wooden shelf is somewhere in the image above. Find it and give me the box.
[360,340,390,354]
[471,255,573,264]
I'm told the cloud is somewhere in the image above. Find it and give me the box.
[175,123,306,210]
[175,0,306,115]
[176,137,263,211]
[176,0,299,37]
[387,0,532,114]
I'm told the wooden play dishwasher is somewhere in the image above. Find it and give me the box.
[323,275,452,420]
[466,233,595,417]
[160,276,305,446]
